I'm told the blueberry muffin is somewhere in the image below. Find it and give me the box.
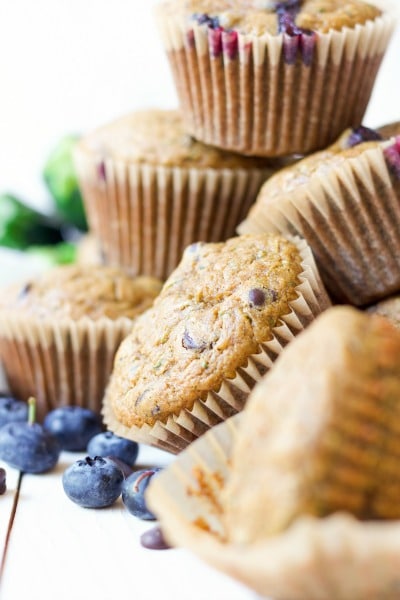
[146,306,400,600]
[156,0,393,156]
[74,109,277,281]
[0,265,162,419]
[239,122,400,305]
[103,233,330,453]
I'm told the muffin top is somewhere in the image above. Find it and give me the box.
[77,109,270,169]
[254,123,396,200]
[223,306,400,544]
[161,0,381,35]
[367,295,400,329]
[106,234,304,428]
[0,265,162,320]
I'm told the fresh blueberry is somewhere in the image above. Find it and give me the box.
[0,394,28,428]
[87,431,139,467]
[43,406,103,451]
[62,456,124,508]
[0,467,6,494]
[122,468,162,520]
[140,526,171,550]
[0,422,60,474]
[347,126,382,148]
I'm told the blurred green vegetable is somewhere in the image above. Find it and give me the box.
[26,242,77,267]
[0,193,64,250]
[43,135,88,231]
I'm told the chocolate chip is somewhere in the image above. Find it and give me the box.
[182,330,207,352]
[249,288,266,307]
[140,526,171,550]
[249,288,278,308]
[0,468,6,495]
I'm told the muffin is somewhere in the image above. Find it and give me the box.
[74,109,277,281]
[239,122,400,305]
[367,294,400,328]
[0,265,162,420]
[147,306,400,599]
[103,233,330,454]
[155,0,393,157]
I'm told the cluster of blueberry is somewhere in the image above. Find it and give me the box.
[0,394,169,550]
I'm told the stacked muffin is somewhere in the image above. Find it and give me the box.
[70,0,398,446]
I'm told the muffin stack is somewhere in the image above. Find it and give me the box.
[71,0,396,445]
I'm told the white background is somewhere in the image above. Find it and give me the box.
[0,0,399,215]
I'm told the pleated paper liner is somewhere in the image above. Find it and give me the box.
[146,414,400,600]
[102,237,331,454]
[239,139,400,306]
[0,315,133,422]
[74,146,272,281]
[155,4,394,157]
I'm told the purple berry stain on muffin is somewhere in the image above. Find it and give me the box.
[190,13,238,59]
[97,161,107,182]
[346,125,382,148]
[276,1,316,66]
[384,137,400,179]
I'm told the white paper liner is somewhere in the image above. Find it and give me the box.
[239,140,400,305]
[0,315,133,421]
[75,147,272,281]
[147,414,400,600]
[102,236,331,454]
[156,7,394,157]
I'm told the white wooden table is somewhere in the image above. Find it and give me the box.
[0,450,258,600]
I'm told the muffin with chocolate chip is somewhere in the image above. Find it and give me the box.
[103,233,330,453]
[74,109,277,281]
[239,121,400,305]
[0,266,162,419]
[156,0,393,157]
[146,306,400,600]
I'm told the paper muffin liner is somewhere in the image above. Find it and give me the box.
[239,139,400,306]
[74,147,272,281]
[0,314,133,421]
[156,6,393,157]
[102,237,331,454]
[146,414,400,600]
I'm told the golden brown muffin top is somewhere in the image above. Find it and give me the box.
[0,265,162,321]
[223,306,400,544]
[367,295,400,329]
[77,109,270,169]
[255,123,394,200]
[106,234,303,428]
[161,0,381,35]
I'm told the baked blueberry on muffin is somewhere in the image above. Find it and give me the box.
[156,0,393,156]
[103,233,330,453]
[239,122,400,305]
[74,109,277,281]
[0,266,162,419]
